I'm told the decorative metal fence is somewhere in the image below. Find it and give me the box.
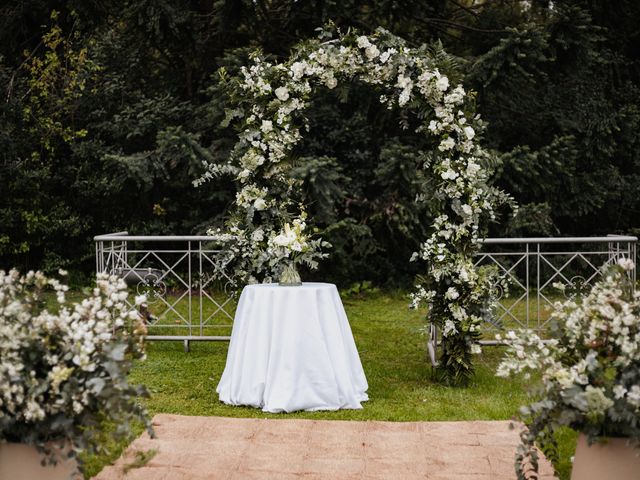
[96,233,637,355]
[426,235,637,366]
[95,232,236,351]
[474,235,637,337]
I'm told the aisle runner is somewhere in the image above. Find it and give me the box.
[94,414,555,480]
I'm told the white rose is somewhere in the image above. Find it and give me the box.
[290,61,306,80]
[135,294,146,305]
[443,319,458,336]
[617,257,635,271]
[438,137,455,151]
[253,198,267,211]
[459,268,470,282]
[466,161,481,176]
[441,169,458,180]
[325,76,337,89]
[463,126,475,140]
[379,49,396,64]
[261,120,273,133]
[365,45,380,59]
[461,204,473,216]
[275,86,290,101]
[613,384,627,399]
[356,35,371,48]
[445,287,459,300]
[436,76,449,92]
[251,228,264,242]
[396,74,412,89]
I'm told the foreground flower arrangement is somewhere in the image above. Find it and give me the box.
[197,26,511,384]
[496,259,640,478]
[0,270,152,473]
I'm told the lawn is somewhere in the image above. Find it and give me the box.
[84,290,576,479]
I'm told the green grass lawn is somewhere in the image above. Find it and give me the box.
[83,290,575,479]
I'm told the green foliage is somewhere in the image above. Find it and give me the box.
[122,449,158,474]
[469,2,640,235]
[22,10,99,153]
[1,0,639,284]
[341,281,380,298]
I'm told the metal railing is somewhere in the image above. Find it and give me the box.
[425,235,637,366]
[96,233,637,355]
[474,235,637,334]
[95,232,236,351]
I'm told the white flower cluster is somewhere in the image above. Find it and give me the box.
[0,270,145,433]
[268,217,309,255]
[497,259,640,427]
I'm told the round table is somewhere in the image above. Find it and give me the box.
[216,282,369,413]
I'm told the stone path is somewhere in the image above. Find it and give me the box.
[94,414,556,479]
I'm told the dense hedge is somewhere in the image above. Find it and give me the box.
[1,1,639,286]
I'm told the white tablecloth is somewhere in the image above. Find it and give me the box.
[216,282,369,413]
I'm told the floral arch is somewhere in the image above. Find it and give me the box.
[197,27,510,385]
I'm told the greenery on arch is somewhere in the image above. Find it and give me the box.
[196,26,513,385]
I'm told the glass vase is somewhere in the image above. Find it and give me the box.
[279,261,302,286]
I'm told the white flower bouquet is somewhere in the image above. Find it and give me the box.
[207,207,329,285]
[267,213,329,283]
[268,217,310,262]
[496,259,640,478]
[0,270,152,472]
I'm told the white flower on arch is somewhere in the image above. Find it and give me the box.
[195,27,512,384]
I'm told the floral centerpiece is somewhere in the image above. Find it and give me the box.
[208,208,329,286]
[0,269,152,475]
[496,259,640,478]
[266,213,326,285]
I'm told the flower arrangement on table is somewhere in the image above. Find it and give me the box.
[496,259,640,478]
[267,215,316,285]
[208,208,329,286]
[0,269,152,474]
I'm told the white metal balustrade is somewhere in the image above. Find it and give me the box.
[475,235,637,334]
[426,235,636,367]
[95,232,236,351]
[95,233,637,356]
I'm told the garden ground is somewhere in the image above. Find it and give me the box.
[84,291,576,479]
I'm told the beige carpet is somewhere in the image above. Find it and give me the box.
[93,414,556,479]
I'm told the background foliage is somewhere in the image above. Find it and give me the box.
[1,0,639,286]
